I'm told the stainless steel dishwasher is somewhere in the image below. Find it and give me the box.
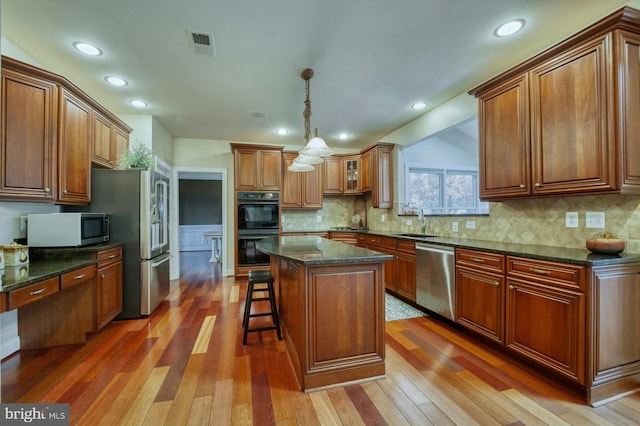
[415,243,455,321]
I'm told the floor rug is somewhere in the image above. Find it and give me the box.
[385,293,426,321]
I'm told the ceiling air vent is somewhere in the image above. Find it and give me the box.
[187,30,216,57]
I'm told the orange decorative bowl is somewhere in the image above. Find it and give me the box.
[586,233,625,255]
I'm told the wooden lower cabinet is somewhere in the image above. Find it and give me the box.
[95,247,123,329]
[506,276,585,384]
[456,266,504,344]
[329,231,357,245]
[379,237,416,301]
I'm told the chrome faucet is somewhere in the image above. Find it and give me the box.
[418,209,426,235]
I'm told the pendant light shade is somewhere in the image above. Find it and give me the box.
[287,161,315,172]
[300,135,334,157]
[294,153,324,165]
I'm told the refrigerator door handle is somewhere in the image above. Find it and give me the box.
[151,254,172,267]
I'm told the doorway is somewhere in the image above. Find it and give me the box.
[172,167,228,278]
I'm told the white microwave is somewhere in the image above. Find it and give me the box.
[27,213,110,247]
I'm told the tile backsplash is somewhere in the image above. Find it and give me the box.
[283,194,640,253]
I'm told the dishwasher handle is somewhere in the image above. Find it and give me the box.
[415,243,454,255]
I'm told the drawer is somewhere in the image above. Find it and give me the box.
[379,236,397,250]
[357,234,380,246]
[395,239,416,254]
[97,247,122,267]
[61,265,96,290]
[9,277,60,310]
[506,256,585,291]
[456,249,505,273]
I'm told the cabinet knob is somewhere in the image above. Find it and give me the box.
[101,274,105,279]
[509,285,514,290]
[44,187,50,193]
[64,189,68,194]
[534,182,541,188]
[519,184,525,189]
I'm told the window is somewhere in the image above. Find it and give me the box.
[406,167,489,215]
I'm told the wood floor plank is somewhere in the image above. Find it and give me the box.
[141,400,172,426]
[327,387,366,425]
[309,390,342,425]
[164,353,206,425]
[119,366,170,426]
[361,380,412,425]
[375,375,433,425]
[186,395,213,426]
[208,379,233,425]
[192,315,217,354]
[502,388,572,425]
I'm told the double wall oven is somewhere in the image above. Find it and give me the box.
[236,191,280,268]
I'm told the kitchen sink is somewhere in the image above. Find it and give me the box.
[392,233,435,239]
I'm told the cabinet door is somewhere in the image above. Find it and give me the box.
[360,150,371,192]
[259,150,282,191]
[92,111,112,168]
[530,34,616,195]
[373,146,393,208]
[456,266,504,343]
[302,163,322,208]
[619,31,640,192]
[58,88,91,204]
[113,126,129,168]
[478,74,530,199]
[281,153,302,208]
[396,252,416,301]
[234,148,259,190]
[323,156,343,194]
[96,262,123,329]
[1,67,57,201]
[344,155,361,194]
[506,278,585,384]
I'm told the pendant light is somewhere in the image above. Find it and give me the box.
[287,68,334,172]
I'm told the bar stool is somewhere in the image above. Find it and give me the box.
[242,270,282,344]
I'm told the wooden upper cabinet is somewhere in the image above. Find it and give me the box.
[322,156,343,194]
[361,143,394,208]
[530,34,615,196]
[231,143,283,191]
[360,150,371,192]
[619,30,640,191]
[58,88,92,205]
[478,74,530,199]
[92,111,112,168]
[0,61,58,202]
[343,155,361,194]
[470,9,640,200]
[92,111,131,169]
[281,151,322,209]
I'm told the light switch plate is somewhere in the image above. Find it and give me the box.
[316,215,322,223]
[586,212,605,228]
[407,219,413,225]
[380,215,385,222]
[466,220,476,229]
[565,212,578,228]
[452,222,459,232]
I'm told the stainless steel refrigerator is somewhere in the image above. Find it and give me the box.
[68,167,171,318]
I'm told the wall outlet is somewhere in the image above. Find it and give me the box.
[316,215,322,223]
[565,212,578,228]
[466,220,475,229]
[380,214,385,222]
[452,222,459,232]
[407,219,413,225]
[586,212,605,228]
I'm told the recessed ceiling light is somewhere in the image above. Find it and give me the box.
[73,41,102,56]
[274,128,288,135]
[494,19,525,37]
[338,133,350,140]
[412,102,426,110]
[105,76,128,86]
[129,99,147,108]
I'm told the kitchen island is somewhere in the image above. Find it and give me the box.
[256,235,392,392]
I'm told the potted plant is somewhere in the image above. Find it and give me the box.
[117,141,155,170]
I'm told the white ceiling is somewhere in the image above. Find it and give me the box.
[1,0,630,150]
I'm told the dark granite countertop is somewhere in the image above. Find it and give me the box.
[1,257,97,292]
[256,236,393,265]
[1,242,123,293]
[283,229,640,266]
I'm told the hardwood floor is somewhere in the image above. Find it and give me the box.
[2,250,639,425]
